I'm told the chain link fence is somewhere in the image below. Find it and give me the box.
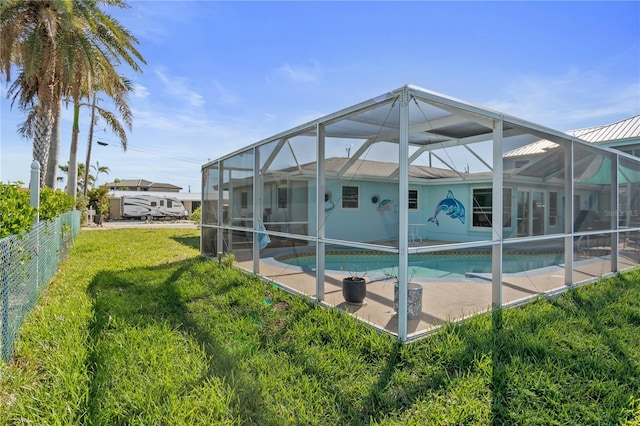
[1,210,81,362]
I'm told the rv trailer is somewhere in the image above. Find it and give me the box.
[122,195,188,220]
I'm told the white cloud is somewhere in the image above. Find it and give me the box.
[211,81,237,105]
[131,83,150,99]
[484,69,639,130]
[276,62,321,83]
[186,92,205,108]
[154,68,205,107]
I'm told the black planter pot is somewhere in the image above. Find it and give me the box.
[342,277,366,304]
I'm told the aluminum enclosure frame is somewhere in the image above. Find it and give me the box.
[201,84,640,342]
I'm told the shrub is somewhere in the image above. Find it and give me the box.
[87,186,109,216]
[39,187,75,221]
[75,194,89,226]
[220,252,235,268]
[0,182,36,238]
[190,205,201,227]
[0,183,75,238]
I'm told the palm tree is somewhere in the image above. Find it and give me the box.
[58,162,93,193]
[66,17,137,199]
[91,161,110,186]
[14,96,62,188]
[1,0,145,188]
[14,73,132,197]
[80,84,131,197]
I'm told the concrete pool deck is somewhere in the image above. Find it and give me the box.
[234,242,639,340]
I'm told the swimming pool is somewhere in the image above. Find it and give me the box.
[275,250,564,279]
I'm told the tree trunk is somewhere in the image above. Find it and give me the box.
[33,107,53,189]
[83,93,97,196]
[67,103,81,200]
[45,107,62,189]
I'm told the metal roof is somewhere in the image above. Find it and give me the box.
[567,115,640,143]
[503,139,559,158]
[504,114,640,158]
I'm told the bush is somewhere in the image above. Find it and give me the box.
[0,182,75,238]
[0,182,36,238]
[87,186,109,216]
[75,194,89,226]
[39,187,75,221]
[190,205,201,227]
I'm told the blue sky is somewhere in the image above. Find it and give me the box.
[1,1,639,192]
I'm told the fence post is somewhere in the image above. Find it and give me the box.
[1,248,9,362]
[30,160,41,300]
[30,160,40,224]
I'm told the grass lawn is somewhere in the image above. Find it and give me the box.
[1,228,639,425]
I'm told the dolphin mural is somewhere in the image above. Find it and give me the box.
[428,190,465,226]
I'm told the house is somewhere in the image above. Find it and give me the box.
[104,179,182,192]
[505,115,640,165]
[505,114,640,233]
[200,84,640,342]
[569,114,640,154]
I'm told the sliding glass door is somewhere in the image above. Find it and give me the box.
[518,189,545,237]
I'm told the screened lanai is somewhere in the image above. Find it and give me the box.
[201,85,640,342]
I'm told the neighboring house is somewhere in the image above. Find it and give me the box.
[104,179,182,192]
[504,114,640,234]
[505,115,640,168]
[569,114,640,155]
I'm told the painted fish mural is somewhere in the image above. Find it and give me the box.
[428,190,465,226]
[376,199,393,213]
[325,191,335,213]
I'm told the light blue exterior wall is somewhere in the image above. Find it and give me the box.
[308,179,495,244]
[306,178,595,243]
[308,179,400,242]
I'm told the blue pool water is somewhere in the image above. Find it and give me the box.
[277,251,564,279]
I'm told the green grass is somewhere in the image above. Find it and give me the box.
[1,228,639,425]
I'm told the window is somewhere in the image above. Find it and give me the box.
[342,185,359,209]
[624,148,640,158]
[277,187,288,209]
[167,200,173,208]
[472,188,512,228]
[408,189,418,209]
[160,200,165,207]
[472,188,492,228]
[241,191,248,209]
[151,201,157,207]
[549,191,558,226]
